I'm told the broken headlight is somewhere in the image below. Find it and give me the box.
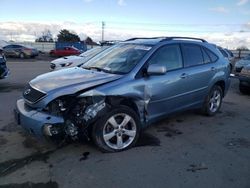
[44,97,70,116]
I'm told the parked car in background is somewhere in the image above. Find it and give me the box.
[49,46,82,57]
[217,47,234,72]
[238,64,250,94]
[50,46,109,71]
[0,48,9,79]
[235,55,250,75]
[15,37,230,152]
[3,44,39,58]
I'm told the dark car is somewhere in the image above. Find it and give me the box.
[238,64,250,94]
[235,55,250,74]
[0,48,9,79]
[15,37,230,152]
[3,44,39,58]
[49,46,81,57]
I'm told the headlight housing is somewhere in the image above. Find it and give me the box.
[60,62,73,67]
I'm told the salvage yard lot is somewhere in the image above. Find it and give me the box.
[0,59,250,188]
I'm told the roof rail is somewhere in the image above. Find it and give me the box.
[124,37,163,41]
[162,37,207,43]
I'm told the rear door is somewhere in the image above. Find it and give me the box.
[180,43,218,106]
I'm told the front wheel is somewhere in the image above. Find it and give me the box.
[202,85,223,116]
[19,52,25,59]
[92,106,140,152]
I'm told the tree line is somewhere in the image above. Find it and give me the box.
[35,29,96,45]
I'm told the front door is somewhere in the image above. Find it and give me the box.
[143,44,189,122]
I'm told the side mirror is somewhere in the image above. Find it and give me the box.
[147,64,167,75]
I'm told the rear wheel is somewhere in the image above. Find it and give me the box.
[92,106,140,152]
[202,85,223,116]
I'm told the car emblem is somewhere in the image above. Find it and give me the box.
[24,89,31,95]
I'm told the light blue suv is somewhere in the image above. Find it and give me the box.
[15,37,230,152]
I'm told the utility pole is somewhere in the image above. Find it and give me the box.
[101,21,105,42]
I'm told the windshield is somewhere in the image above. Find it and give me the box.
[79,47,107,57]
[83,44,151,74]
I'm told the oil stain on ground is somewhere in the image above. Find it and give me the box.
[136,133,161,147]
[156,126,183,137]
[0,150,55,177]
[0,136,8,146]
[0,122,20,132]
[0,83,26,92]
[0,181,58,188]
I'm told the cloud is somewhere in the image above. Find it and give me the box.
[0,21,250,49]
[237,0,249,6]
[209,6,229,13]
[118,0,126,6]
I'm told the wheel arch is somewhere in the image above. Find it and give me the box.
[214,80,225,97]
[105,96,141,117]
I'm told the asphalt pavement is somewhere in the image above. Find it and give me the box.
[0,59,250,188]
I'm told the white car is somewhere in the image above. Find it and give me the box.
[50,46,109,71]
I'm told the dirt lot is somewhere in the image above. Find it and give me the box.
[0,58,250,188]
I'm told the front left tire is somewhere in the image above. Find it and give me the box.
[92,106,140,152]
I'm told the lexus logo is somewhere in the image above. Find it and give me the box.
[24,89,31,95]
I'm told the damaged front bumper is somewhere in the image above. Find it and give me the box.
[15,99,64,138]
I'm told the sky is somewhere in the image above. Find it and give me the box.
[0,0,250,49]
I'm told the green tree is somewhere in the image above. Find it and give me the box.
[57,29,80,42]
[85,36,97,45]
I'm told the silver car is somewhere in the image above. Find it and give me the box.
[15,37,230,152]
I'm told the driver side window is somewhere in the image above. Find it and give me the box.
[148,44,183,71]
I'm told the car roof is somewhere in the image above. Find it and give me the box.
[122,37,208,46]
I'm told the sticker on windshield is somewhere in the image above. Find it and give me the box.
[134,46,152,51]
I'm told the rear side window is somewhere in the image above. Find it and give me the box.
[204,48,218,62]
[182,44,203,67]
[201,47,211,64]
[148,44,183,71]
[219,49,228,58]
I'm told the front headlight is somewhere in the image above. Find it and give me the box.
[44,98,68,115]
[61,62,73,67]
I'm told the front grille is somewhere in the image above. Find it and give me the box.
[50,63,56,70]
[23,84,46,103]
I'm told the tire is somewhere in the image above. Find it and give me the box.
[202,85,223,116]
[92,106,140,152]
[19,52,25,59]
[239,82,249,94]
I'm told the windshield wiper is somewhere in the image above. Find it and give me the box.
[83,66,109,73]
[83,66,124,75]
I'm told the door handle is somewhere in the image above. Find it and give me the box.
[180,73,188,79]
[211,67,216,71]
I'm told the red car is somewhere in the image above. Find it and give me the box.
[50,46,81,57]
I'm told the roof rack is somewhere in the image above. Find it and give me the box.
[124,37,164,41]
[162,37,207,43]
[124,36,207,43]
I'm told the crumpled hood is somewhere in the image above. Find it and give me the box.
[30,67,122,93]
